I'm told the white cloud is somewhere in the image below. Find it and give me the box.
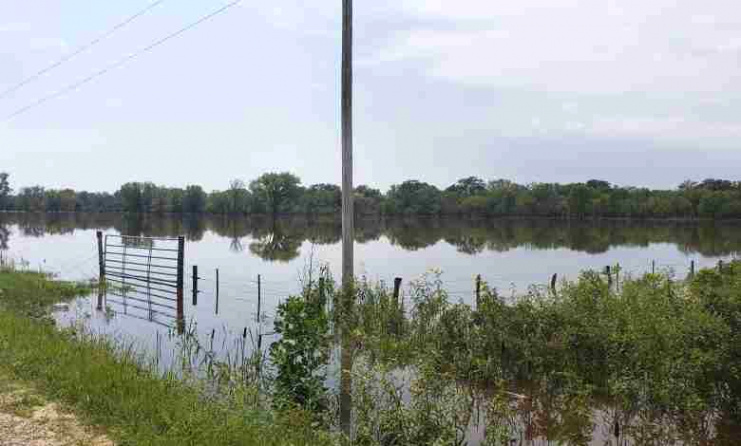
[377,0,741,95]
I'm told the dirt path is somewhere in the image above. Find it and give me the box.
[0,373,113,446]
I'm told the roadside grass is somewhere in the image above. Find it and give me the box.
[0,268,335,446]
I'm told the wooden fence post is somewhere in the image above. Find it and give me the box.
[176,236,185,335]
[393,277,402,307]
[256,274,262,324]
[215,268,220,315]
[96,231,105,285]
[192,265,198,306]
[616,263,620,291]
[475,274,482,309]
[606,265,612,288]
[652,260,656,274]
[690,260,695,278]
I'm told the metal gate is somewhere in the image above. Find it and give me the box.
[96,232,185,332]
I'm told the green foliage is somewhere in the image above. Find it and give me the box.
[341,262,741,443]
[385,180,442,215]
[0,172,11,210]
[270,289,330,413]
[0,268,336,446]
[183,185,207,214]
[250,172,302,215]
[3,170,741,218]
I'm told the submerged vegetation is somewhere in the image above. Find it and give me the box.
[3,171,741,219]
[2,255,741,444]
[333,263,741,444]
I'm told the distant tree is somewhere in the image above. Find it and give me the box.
[17,186,45,212]
[303,184,341,214]
[386,180,442,214]
[168,188,185,213]
[698,178,734,192]
[679,179,697,191]
[228,179,250,214]
[183,185,207,214]
[568,184,592,218]
[249,172,302,216]
[0,173,11,210]
[586,179,612,191]
[354,185,383,215]
[208,191,231,214]
[44,190,62,212]
[119,183,143,213]
[446,176,486,198]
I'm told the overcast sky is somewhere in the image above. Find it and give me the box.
[1,0,740,193]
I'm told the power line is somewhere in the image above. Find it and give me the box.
[4,0,243,122]
[0,0,168,101]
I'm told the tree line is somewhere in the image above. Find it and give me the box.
[1,172,740,219]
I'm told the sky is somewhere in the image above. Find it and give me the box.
[1,0,740,193]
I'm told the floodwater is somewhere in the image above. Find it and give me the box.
[1,212,740,445]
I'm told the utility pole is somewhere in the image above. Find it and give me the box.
[341,0,354,290]
[340,0,354,438]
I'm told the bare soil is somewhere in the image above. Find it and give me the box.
[0,373,113,446]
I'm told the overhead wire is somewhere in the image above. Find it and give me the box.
[0,0,168,100]
[4,0,243,122]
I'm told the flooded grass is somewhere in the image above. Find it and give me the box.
[0,266,335,446]
[3,258,741,445]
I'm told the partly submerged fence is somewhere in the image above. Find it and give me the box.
[96,231,185,332]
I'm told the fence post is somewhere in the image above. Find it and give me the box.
[475,275,482,309]
[192,265,198,306]
[256,274,262,324]
[215,268,220,315]
[606,265,612,288]
[96,231,105,285]
[550,273,557,294]
[690,260,695,278]
[616,263,620,291]
[393,277,402,307]
[176,236,185,335]
[652,260,656,274]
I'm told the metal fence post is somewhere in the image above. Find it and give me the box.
[96,231,105,285]
[215,268,220,315]
[176,236,185,334]
[256,274,262,324]
[192,265,198,306]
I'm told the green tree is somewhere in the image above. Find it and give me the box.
[17,186,45,212]
[386,180,442,214]
[446,176,486,198]
[303,184,341,214]
[568,184,592,218]
[228,179,250,214]
[354,185,383,215]
[119,183,143,213]
[249,172,302,216]
[0,173,11,210]
[183,185,207,214]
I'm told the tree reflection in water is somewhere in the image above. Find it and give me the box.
[0,213,740,259]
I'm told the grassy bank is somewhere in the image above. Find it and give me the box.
[0,268,334,446]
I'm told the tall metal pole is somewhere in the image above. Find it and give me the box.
[340,0,354,438]
[341,0,354,290]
